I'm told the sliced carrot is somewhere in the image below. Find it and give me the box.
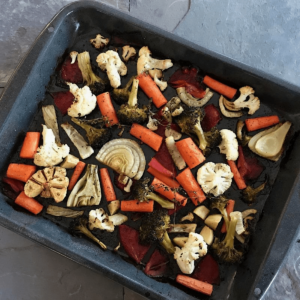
[20,132,41,159]
[176,168,206,206]
[97,92,119,127]
[176,274,213,296]
[15,191,43,215]
[221,199,235,233]
[227,160,247,190]
[175,138,205,169]
[147,167,180,189]
[151,177,186,205]
[130,123,163,151]
[6,164,36,183]
[148,157,174,178]
[136,73,167,108]
[245,115,280,132]
[68,161,86,191]
[121,200,154,212]
[100,168,117,202]
[203,75,237,99]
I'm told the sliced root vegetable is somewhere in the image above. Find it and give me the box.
[6,164,36,183]
[68,161,86,191]
[52,91,75,115]
[201,104,222,132]
[130,123,163,151]
[46,205,84,218]
[175,138,205,169]
[219,95,243,118]
[96,138,146,180]
[200,226,214,245]
[60,55,83,84]
[227,160,247,190]
[173,237,188,247]
[2,178,24,193]
[121,200,154,213]
[15,192,43,215]
[144,250,168,277]
[193,206,210,220]
[119,225,150,263]
[148,157,174,178]
[176,168,206,206]
[176,275,213,296]
[108,214,128,226]
[97,92,119,127]
[165,136,186,170]
[204,214,222,230]
[245,115,280,132]
[169,224,197,233]
[19,132,41,159]
[42,105,61,145]
[100,168,117,202]
[60,154,79,169]
[61,123,94,159]
[180,213,194,222]
[176,87,213,107]
[203,75,237,99]
[108,200,120,215]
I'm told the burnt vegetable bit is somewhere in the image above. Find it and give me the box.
[132,178,174,209]
[139,210,175,254]
[111,76,135,105]
[242,182,267,204]
[71,117,111,149]
[117,78,148,125]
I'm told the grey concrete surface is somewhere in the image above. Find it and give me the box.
[1,0,300,299]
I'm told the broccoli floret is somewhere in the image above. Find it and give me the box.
[212,214,243,264]
[111,76,135,105]
[71,117,112,149]
[176,108,207,151]
[131,178,174,209]
[210,195,229,230]
[242,182,266,204]
[117,78,148,125]
[139,210,175,254]
[203,127,221,156]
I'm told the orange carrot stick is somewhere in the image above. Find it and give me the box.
[175,138,205,169]
[245,115,280,132]
[97,92,119,127]
[151,178,186,205]
[203,75,237,99]
[100,168,117,202]
[6,164,36,182]
[68,161,86,191]
[176,275,213,296]
[176,168,206,206]
[130,123,163,151]
[121,200,154,212]
[15,191,43,215]
[136,73,168,108]
[20,132,41,159]
[227,160,247,190]
[147,167,180,189]
[221,199,235,233]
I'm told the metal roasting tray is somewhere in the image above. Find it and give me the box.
[1,1,300,299]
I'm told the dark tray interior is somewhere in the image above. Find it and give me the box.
[1,2,300,299]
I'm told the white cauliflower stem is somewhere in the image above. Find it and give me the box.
[34,125,69,167]
[197,162,233,196]
[218,129,239,161]
[174,232,207,274]
[67,83,97,117]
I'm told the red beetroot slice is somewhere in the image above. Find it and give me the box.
[52,91,74,115]
[168,203,184,215]
[192,254,220,285]
[144,249,168,277]
[201,104,222,132]
[60,56,83,84]
[148,158,174,178]
[237,146,264,181]
[168,67,206,99]
[119,225,150,264]
[2,178,24,193]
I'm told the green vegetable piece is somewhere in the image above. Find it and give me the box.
[46,205,84,218]
[242,182,267,204]
[112,76,135,105]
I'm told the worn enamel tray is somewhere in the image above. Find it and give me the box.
[1,1,300,299]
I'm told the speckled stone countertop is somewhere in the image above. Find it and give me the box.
[1,0,300,299]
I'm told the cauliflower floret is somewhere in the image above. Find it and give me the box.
[174,232,207,274]
[218,129,239,160]
[67,83,97,117]
[197,162,233,196]
[147,115,158,131]
[34,125,69,167]
[89,208,114,232]
[90,34,109,49]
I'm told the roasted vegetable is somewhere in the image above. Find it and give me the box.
[218,129,239,161]
[117,78,148,125]
[90,34,109,49]
[242,182,267,204]
[111,76,135,105]
[236,120,251,146]
[46,205,84,218]
[71,117,111,149]
[132,178,174,209]
[177,87,213,107]
[212,213,243,264]
[42,105,61,145]
[139,210,175,254]
[201,104,222,132]
[203,127,221,156]
[210,196,230,230]
[122,46,136,62]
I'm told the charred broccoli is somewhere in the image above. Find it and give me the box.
[203,127,221,156]
[139,210,175,254]
[242,182,266,204]
[117,78,148,125]
[112,76,135,105]
[210,195,229,230]
[176,108,207,151]
[132,178,174,209]
[71,117,111,149]
[212,213,243,264]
